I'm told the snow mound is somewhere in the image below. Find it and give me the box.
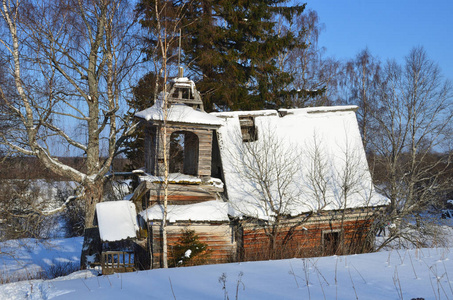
[96,201,138,242]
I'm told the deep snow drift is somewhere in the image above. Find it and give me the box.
[1,222,452,299]
[1,240,453,299]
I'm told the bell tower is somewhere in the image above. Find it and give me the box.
[135,71,223,205]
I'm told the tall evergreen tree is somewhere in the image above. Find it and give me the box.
[124,72,162,171]
[137,0,307,111]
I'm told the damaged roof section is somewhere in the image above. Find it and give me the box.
[96,201,139,242]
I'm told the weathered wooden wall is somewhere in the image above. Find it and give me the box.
[145,181,223,205]
[144,124,157,175]
[239,211,375,261]
[145,210,377,268]
[149,222,236,269]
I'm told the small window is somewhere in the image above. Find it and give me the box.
[322,230,342,256]
[239,116,258,142]
[172,87,192,100]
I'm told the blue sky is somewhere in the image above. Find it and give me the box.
[305,0,453,81]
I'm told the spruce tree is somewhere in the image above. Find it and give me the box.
[170,229,211,267]
[137,0,307,111]
[124,72,161,172]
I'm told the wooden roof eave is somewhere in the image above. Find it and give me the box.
[100,236,137,244]
[144,118,221,130]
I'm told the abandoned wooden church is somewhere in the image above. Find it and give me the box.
[95,73,388,273]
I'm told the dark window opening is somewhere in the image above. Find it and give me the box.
[239,116,258,142]
[211,131,222,178]
[169,131,199,176]
[171,87,192,100]
[322,230,341,256]
[169,133,184,173]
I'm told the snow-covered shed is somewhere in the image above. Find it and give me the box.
[96,201,138,243]
[95,201,139,274]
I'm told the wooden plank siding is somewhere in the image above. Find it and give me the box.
[145,181,223,205]
[149,223,236,269]
[130,180,224,212]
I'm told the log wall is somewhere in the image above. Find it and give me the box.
[240,212,374,261]
[144,209,378,269]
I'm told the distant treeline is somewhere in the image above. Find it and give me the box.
[0,156,130,180]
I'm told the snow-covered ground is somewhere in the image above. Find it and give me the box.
[0,237,83,284]
[1,233,453,299]
[0,237,83,283]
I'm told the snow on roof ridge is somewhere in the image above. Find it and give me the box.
[211,106,358,119]
[140,200,229,222]
[279,105,358,115]
[211,110,278,118]
[172,76,193,83]
[304,105,358,114]
[135,103,222,126]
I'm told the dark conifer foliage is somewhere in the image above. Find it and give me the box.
[124,72,163,171]
[136,0,307,111]
[169,229,211,267]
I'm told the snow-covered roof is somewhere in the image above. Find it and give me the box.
[135,103,222,126]
[172,77,196,92]
[140,200,229,223]
[213,106,388,220]
[279,105,358,114]
[211,109,278,118]
[139,172,224,189]
[96,201,138,242]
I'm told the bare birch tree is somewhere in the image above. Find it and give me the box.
[0,0,140,266]
[332,135,377,254]
[281,9,342,107]
[137,0,185,268]
[229,126,313,258]
[303,131,379,255]
[304,134,330,212]
[344,48,382,152]
[154,1,170,268]
[371,47,453,249]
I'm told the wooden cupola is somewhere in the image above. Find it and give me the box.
[135,69,222,184]
[166,67,204,111]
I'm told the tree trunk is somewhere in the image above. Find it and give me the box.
[80,182,104,269]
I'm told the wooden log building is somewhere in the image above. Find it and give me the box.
[99,71,388,272]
